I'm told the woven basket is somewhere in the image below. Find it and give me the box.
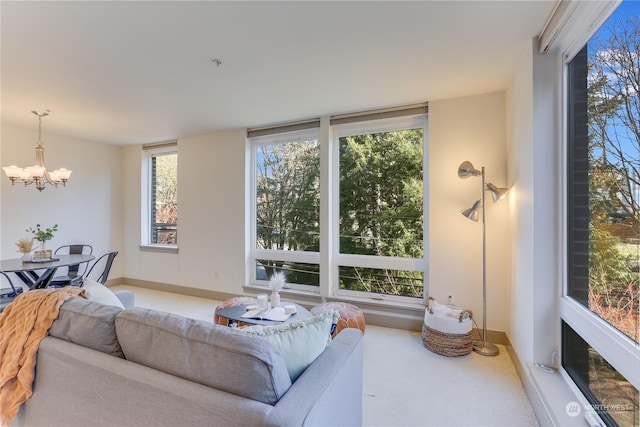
[422,297,473,357]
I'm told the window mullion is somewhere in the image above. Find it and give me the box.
[320,116,333,298]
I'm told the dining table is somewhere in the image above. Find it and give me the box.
[0,254,95,290]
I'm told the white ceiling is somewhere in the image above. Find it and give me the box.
[1,1,556,146]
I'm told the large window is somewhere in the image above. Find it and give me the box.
[249,108,427,300]
[565,1,639,424]
[143,143,178,247]
[251,126,321,288]
[334,116,425,299]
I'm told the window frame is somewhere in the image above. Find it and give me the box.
[141,143,178,251]
[249,127,321,291]
[331,115,428,302]
[247,113,428,303]
[560,1,640,421]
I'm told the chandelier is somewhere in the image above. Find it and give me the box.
[3,111,72,192]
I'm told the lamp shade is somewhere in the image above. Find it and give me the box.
[486,183,509,202]
[460,199,481,222]
[25,165,45,178]
[2,165,23,179]
[458,161,482,179]
[54,168,72,180]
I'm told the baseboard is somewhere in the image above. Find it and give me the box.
[472,328,509,345]
[114,277,238,302]
[506,343,550,426]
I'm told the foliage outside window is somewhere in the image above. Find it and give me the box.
[338,126,424,298]
[584,6,639,343]
[565,2,639,424]
[254,133,320,286]
[567,2,639,344]
[250,113,426,299]
[563,322,638,427]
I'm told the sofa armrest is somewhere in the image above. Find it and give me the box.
[266,328,363,427]
[114,290,135,309]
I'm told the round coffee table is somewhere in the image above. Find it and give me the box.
[215,302,312,327]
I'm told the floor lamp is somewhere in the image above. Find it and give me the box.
[458,161,508,356]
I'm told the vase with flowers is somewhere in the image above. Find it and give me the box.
[15,237,35,262]
[27,223,58,261]
[268,271,286,308]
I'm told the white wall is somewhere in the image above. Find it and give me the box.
[506,38,562,369]
[121,129,247,294]
[0,124,123,279]
[2,92,512,334]
[506,41,536,365]
[429,92,510,333]
[119,92,512,333]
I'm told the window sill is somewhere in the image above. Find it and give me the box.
[139,245,179,254]
[327,292,425,311]
[527,362,594,426]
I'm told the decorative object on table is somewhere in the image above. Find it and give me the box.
[311,301,366,338]
[27,223,58,261]
[241,306,294,322]
[15,237,35,262]
[457,160,509,356]
[257,293,269,310]
[422,296,473,357]
[268,271,286,308]
[2,110,72,192]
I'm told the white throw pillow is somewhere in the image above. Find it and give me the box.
[82,279,125,309]
[242,310,338,382]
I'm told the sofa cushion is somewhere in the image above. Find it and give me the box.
[242,310,339,381]
[49,298,124,358]
[82,279,125,309]
[115,307,292,405]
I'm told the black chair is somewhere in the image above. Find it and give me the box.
[1,272,23,310]
[49,244,94,287]
[84,251,118,285]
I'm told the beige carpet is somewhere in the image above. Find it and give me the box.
[112,285,539,427]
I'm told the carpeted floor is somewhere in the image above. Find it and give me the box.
[112,285,539,427]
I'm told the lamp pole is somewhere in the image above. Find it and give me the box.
[474,166,499,356]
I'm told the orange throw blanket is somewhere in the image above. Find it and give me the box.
[0,287,87,426]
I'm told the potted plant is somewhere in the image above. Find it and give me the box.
[15,237,35,262]
[27,223,58,260]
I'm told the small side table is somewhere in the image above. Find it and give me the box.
[215,302,312,327]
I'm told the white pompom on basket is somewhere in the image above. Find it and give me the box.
[422,296,473,357]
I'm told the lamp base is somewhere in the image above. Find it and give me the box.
[473,340,499,356]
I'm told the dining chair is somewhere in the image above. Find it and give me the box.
[49,244,94,287]
[84,251,118,285]
[1,271,23,310]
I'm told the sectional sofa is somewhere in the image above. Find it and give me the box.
[12,297,364,426]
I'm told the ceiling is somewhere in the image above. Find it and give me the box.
[1,1,557,146]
